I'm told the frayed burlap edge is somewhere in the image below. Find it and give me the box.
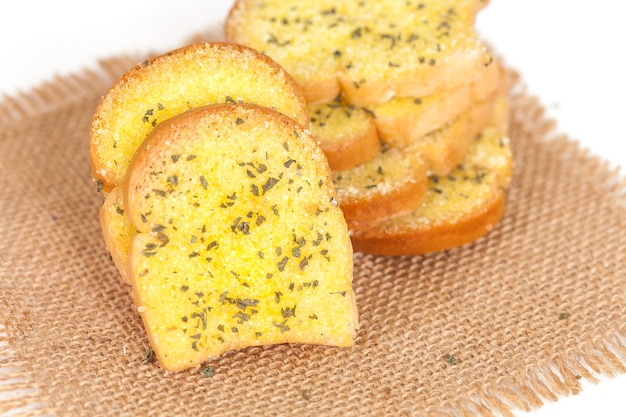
[0,54,141,417]
[0,22,227,126]
[0,55,142,127]
[1,50,625,417]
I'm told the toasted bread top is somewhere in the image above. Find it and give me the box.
[226,0,491,106]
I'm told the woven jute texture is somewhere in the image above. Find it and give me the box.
[1,51,625,416]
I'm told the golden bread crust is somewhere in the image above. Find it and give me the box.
[90,41,308,193]
[350,192,504,256]
[124,103,358,371]
[330,88,505,231]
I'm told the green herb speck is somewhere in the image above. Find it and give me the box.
[200,366,215,378]
[444,354,457,365]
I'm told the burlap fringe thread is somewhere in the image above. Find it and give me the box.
[1,53,625,417]
[0,54,142,417]
[0,55,141,126]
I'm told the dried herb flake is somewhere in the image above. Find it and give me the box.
[200,366,215,378]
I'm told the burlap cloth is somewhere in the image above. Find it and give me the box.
[1,43,625,416]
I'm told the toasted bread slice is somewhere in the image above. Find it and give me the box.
[332,146,429,230]
[309,98,380,171]
[90,42,308,193]
[100,186,134,283]
[225,0,492,106]
[371,59,501,147]
[350,95,512,255]
[124,103,358,371]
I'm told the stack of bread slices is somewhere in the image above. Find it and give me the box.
[226,0,513,255]
[89,0,515,371]
[90,42,359,371]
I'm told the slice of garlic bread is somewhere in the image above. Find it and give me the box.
[100,186,134,283]
[124,103,358,371]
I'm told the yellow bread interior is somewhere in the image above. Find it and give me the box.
[90,42,309,193]
[226,0,492,106]
[124,103,358,371]
[100,186,134,284]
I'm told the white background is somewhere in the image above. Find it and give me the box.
[1,1,624,416]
